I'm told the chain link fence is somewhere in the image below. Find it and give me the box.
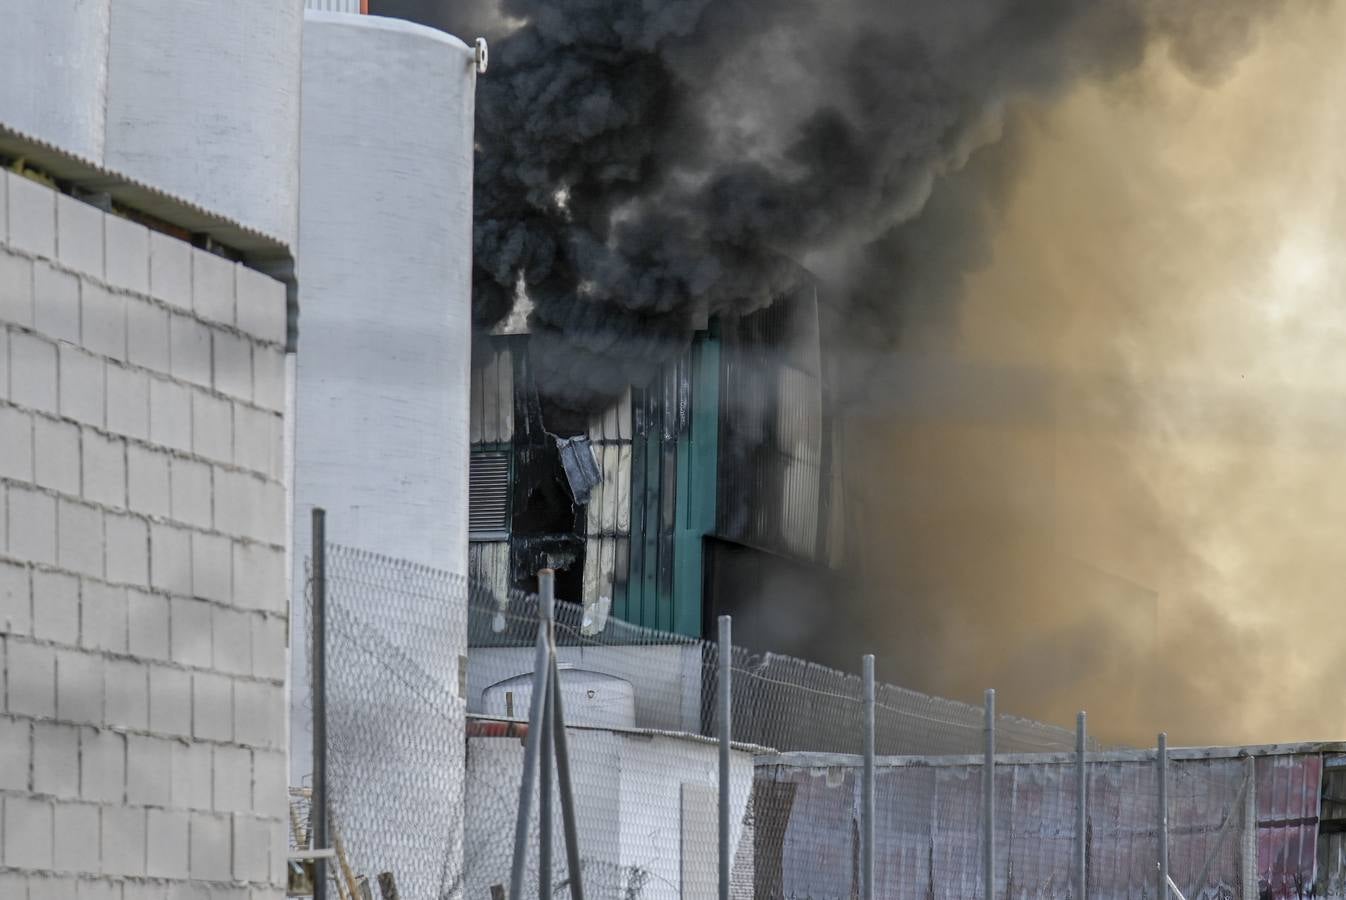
[294,541,1331,900]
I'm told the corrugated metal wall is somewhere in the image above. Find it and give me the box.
[469,343,515,601]
[470,345,515,445]
[624,355,694,631]
[717,286,827,561]
[1320,758,1346,894]
[584,389,633,608]
[757,751,1330,899]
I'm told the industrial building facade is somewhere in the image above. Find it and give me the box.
[468,285,848,639]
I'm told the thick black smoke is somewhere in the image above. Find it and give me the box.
[376,0,1291,410]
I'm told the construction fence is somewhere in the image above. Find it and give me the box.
[295,538,1337,900]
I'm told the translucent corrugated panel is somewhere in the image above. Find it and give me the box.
[305,0,361,12]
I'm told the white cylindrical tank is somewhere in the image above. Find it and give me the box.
[0,0,110,160]
[291,9,475,608]
[482,666,640,730]
[104,0,304,245]
[290,11,477,894]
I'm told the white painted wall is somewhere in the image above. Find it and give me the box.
[465,731,757,900]
[0,172,290,897]
[0,0,303,247]
[0,0,110,160]
[104,0,305,247]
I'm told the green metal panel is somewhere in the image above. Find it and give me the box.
[672,331,720,637]
[618,330,720,635]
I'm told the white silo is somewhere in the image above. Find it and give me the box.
[291,10,478,893]
[104,0,304,245]
[0,0,110,160]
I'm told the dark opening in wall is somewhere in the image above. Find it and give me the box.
[538,396,589,438]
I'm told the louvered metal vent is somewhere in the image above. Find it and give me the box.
[469,452,511,538]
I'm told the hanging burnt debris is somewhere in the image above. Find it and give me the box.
[555,435,602,504]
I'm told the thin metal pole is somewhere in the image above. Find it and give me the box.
[540,669,554,900]
[508,575,555,900]
[1158,733,1169,899]
[984,688,996,900]
[311,508,329,900]
[862,655,875,900]
[1241,754,1257,900]
[1075,711,1087,900]
[550,649,586,900]
[718,615,732,900]
[539,573,556,900]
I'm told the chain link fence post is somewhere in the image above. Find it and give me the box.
[862,654,875,900]
[718,615,732,900]
[984,688,996,900]
[312,507,329,900]
[539,574,555,900]
[1158,732,1169,899]
[1076,711,1087,900]
[1241,754,1257,900]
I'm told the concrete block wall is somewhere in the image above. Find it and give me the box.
[0,171,288,899]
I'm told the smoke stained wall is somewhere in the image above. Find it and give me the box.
[375,0,1344,745]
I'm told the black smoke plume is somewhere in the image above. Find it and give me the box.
[377,0,1293,410]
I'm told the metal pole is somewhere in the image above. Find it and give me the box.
[1075,711,1087,900]
[984,689,996,900]
[550,649,586,900]
[311,508,329,900]
[539,573,556,900]
[540,669,554,900]
[1241,755,1257,900]
[508,575,555,900]
[718,615,732,900]
[862,654,875,900]
[1158,733,1169,899]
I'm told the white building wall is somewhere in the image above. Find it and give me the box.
[0,0,304,248]
[464,731,756,900]
[0,172,290,897]
[104,0,305,247]
[0,0,110,161]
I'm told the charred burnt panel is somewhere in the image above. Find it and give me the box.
[509,346,587,599]
[716,286,826,563]
[583,388,634,612]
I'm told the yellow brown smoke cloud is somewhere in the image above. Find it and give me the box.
[844,1,1346,747]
